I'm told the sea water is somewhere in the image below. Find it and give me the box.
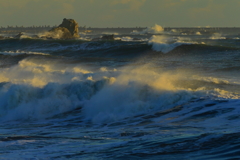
[0,30,239,159]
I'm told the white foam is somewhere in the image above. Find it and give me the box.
[148,35,194,53]
[0,60,118,121]
[192,75,230,85]
[0,79,111,121]
[84,83,197,123]
[196,32,202,35]
[120,36,147,41]
[0,50,49,56]
[19,35,32,39]
[121,36,133,41]
[131,24,164,35]
[101,32,119,35]
[38,31,64,39]
[82,66,240,123]
[209,33,226,40]
[170,29,177,33]
[0,61,239,123]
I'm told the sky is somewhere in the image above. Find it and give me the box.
[0,0,240,28]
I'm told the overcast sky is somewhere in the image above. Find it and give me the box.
[0,0,239,27]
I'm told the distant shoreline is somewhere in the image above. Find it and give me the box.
[1,26,240,34]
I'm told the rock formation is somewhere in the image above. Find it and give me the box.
[47,18,79,39]
[15,32,24,39]
[101,35,114,41]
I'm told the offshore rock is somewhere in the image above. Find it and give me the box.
[58,18,79,38]
[101,35,114,40]
[48,27,72,39]
[15,32,24,39]
[47,18,79,39]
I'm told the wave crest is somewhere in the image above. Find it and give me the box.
[148,35,194,53]
[131,24,164,35]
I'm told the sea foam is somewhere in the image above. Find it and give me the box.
[209,33,226,40]
[131,24,164,35]
[0,50,48,56]
[148,35,194,53]
[0,59,238,122]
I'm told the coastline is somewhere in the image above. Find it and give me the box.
[1,26,240,35]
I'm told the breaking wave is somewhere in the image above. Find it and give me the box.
[131,24,164,35]
[148,35,196,53]
[0,60,239,123]
[0,50,49,56]
[209,33,226,40]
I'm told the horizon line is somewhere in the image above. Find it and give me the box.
[1,26,240,29]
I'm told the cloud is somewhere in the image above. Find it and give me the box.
[0,0,33,17]
[1,0,240,27]
[99,15,115,21]
[160,0,188,8]
[59,3,75,15]
[0,0,30,8]
[111,0,146,11]
[188,1,225,19]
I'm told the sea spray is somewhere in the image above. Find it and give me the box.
[131,24,164,35]
[209,33,226,40]
[0,26,240,159]
[83,66,238,123]
[148,35,194,53]
[0,75,115,121]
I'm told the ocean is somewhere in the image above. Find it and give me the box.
[0,29,240,159]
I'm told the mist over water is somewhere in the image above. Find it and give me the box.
[0,27,240,159]
[131,24,164,35]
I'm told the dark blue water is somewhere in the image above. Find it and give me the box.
[0,32,239,159]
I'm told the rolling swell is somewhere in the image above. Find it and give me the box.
[1,30,240,159]
[0,39,152,59]
[167,43,239,55]
[1,38,240,59]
